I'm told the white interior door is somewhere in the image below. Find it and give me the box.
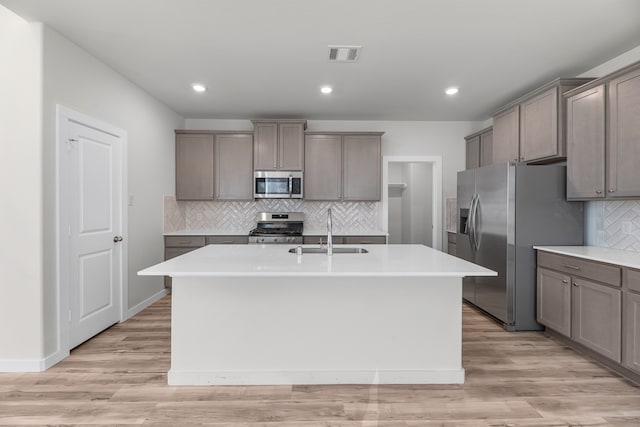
[67,121,122,348]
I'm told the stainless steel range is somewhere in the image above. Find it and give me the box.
[248,212,304,244]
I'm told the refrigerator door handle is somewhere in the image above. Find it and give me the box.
[472,194,480,251]
[468,194,478,250]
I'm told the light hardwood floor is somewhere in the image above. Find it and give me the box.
[1,296,640,426]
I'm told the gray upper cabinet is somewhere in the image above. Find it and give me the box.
[492,78,593,165]
[304,134,342,200]
[464,127,492,170]
[465,135,480,169]
[566,85,606,199]
[252,120,306,171]
[304,132,383,201]
[608,67,640,197]
[492,105,520,163]
[176,133,215,201]
[343,134,382,201]
[216,133,253,200]
[252,122,278,170]
[520,87,558,162]
[564,61,640,200]
[480,129,493,167]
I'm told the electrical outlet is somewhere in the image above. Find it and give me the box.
[622,221,633,234]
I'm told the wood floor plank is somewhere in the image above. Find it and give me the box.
[0,296,639,425]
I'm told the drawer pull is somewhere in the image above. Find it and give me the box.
[562,279,568,284]
[572,282,578,287]
[222,240,234,244]
[563,264,581,270]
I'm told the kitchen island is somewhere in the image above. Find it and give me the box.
[138,244,495,385]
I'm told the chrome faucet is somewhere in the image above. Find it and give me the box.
[327,208,333,256]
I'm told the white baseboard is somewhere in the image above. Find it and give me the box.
[168,368,465,385]
[0,348,70,373]
[125,288,169,320]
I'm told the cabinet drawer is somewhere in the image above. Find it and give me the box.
[164,236,206,248]
[303,236,345,245]
[447,243,456,256]
[206,236,249,245]
[343,236,386,245]
[537,251,621,287]
[626,268,640,293]
[165,247,199,260]
[447,232,457,244]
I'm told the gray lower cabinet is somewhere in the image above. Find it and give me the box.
[176,134,215,200]
[164,236,206,288]
[302,235,386,245]
[304,132,383,201]
[564,61,640,200]
[447,232,456,256]
[572,277,622,362]
[537,267,571,337]
[624,291,640,374]
[537,250,626,367]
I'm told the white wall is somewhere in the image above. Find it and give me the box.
[186,119,484,247]
[0,6,44,363]
[40,26,184,357]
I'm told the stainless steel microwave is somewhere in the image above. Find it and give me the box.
[254,171,303,199]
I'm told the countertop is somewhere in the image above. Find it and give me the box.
[139,244,496,278]
[164,229,389,237]
[534,245,640,270]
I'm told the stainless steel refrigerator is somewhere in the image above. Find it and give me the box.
[457,162,584,331]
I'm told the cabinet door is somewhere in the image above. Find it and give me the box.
[520,88,558,162]
[343,135,381,201]
[253,122,278,170]
[304,134,342,200]
[279,123,304,170]
[572,278,622,362]
[608,68,640,197]
[492,105,520,163]
[176,134,215,200]
[216,134,253,200]
[465,135,480,169]
[480,130,493,167]
[624,291,640,374]
[537,267,571,337]
[566,85,606,199]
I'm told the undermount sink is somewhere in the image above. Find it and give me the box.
[288,247,369,254]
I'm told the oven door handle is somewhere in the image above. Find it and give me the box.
[288,175,293,198]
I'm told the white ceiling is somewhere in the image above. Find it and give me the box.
[3,0,640,121]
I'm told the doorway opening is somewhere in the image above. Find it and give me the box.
[382,156,442,250]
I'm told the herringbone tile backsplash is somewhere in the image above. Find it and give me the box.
[164,196,381,233]
[591,200,640,252]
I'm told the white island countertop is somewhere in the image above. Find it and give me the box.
[139,244,496,278]
[534,245,640,270]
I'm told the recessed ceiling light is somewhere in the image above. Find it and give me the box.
[192,84,206,93]
[445,87,459,95]
[321,86,333,94]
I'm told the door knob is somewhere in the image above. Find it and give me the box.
[113,236,123,243]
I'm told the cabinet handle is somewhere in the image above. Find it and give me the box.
[572,282,578,287]
[563,264,581,270]
[595,190,602,194]
[608,189,615,193]
[562,279,568,284]
[222,240,234,244]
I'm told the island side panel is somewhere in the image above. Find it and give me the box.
[169,276,463,385]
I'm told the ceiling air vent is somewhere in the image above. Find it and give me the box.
[328,45,361,62]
